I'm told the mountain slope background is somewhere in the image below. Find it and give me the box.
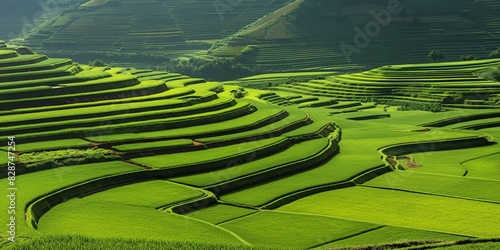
[2,0,500,77]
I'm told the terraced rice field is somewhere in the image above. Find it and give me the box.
[0,42,499,249]
[266,59,500,107]
[13,0,289,61]
[212,0,500,71]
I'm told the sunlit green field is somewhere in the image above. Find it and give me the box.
[0,41,499,250]
[278,186,500,237]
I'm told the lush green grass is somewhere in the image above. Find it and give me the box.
[0,97,235,135]
[278,186,500,237]
[365,171,500,203]
[481,127,500,141]
[463,153,500,180]
[219,138,379,207]
[195,111,309,143]
[220,210,379,249]
[220,121,477,207]
[0,79,165,111]
[0,161,141,237]
[0,74,139,101]
[360,110,482,126]
[16,101,254,142]
[2,42,500,250]
[37,199,245,245]
[1,87,193,116]
[402,145,500,176]
[0,97,188,125]
[3,235,276,250]
[187,205,257,225]
[113,139,194,152]
[19,148,118,165]
[0,139,91,152]
[0,150,9,165]
[81,180,204,208]
[170,138,329,187]
[85,104,284,143]
[132,137,287,169]
[281,118,334,138]
[447,117,500,130]
[316,226,466,249]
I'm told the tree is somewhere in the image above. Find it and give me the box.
[461,55,476,61]
[89,59,107,67]
[428,50,444,62]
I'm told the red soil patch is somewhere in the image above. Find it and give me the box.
[396,156,422,168]
[386,156,398,167]
[386,155,422,168]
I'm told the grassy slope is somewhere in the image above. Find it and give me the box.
[0,139,91,152]
[37,199,245,245]
[1,44,500,250]
[221,120,479,207]
[365,171,500,203]
[316,226,465,249]
[171,138,329,187]
[220,210,379,249]
[401,145,500,177]
[278,186,500,238]
[80,180,204,208]
[131,137,287,169]
[0,161,142,237]
[186,205,257,225]
[2,235,275,250]
[463,153,500,180]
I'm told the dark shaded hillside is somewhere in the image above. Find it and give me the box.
[6,0,500,74]
[0,0,80,40]
[0,0,43,39]
[10,0,289,66]
[211,0,500,70]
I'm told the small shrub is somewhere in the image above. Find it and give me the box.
[428,50,444,62]
[89,59,108,67]
[230,89,247,98]
[461,55,476,61]
[395,101,443,112]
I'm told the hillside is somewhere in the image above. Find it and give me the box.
[1,41,500,249]
[7,0,290,67]
[211,0,500,70]
[0,0,79,40]
[5,0,500,76]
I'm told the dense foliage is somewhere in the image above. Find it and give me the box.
[461,55,476,61]
[428,50,445,62]
[20,148,121,169]
[389,101,444,112]
[477,66,500,82]
[155,58,264,81]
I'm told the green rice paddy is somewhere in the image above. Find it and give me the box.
[0,36,499,250]
[278,186,500,237]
